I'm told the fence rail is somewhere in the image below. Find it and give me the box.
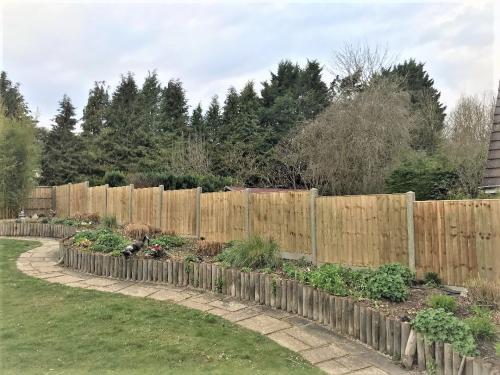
[5,182,500,286]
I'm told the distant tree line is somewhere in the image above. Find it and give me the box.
[1,44,495,203]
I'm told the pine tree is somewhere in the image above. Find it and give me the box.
[82,81,109,136]
[382,59,446,152]
[41,95,83,185]
[0,71,30,119]
[159,79,189,136]
[220,87,239,143]
[204,95,222,144]
[190,103,204,139]
[138,71,162,132]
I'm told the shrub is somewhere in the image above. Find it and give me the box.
[89,231,128,253]
[465,307,497,342]
[346,268,373,298]
[196,240,224,257]
[367,271,409,302]
[103,170,127,187]
[282,262,312,283]
[123,223,151,239]
[50,217,81,226]
[74,229,104,243]
[424,272,442,287]
[427,294,457,313]
[308,264,349,296]
[465,277,500,308]
[412,308,477,356]
[216,236,282,270]
[377,263,414,286]
[100,215,118,230]
[149,235,186,250]
[127,171,236,192]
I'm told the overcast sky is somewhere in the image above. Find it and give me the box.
[2,0,499,129]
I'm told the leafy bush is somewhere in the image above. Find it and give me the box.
[367,271,409,302]
[50,217,82,226]
[103,170,127,187]
[412,308,477,356]
[424,272,442,287]
[427,294,457,313]
[100,215,118,230]
[465,277,500,308]
[149,235,186,250]
[282,262,312,283]
[127,171,236,192]
[465,307,497,342]
[345,269,373,297]
[74,229,103,243]
[216,236,282,270]
[89,231,128,253]
[377,263,414,286]
[308,264,349,296]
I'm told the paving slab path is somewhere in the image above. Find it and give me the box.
[11,237,419,375]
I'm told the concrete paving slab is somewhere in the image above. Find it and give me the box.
[237,315,291,335]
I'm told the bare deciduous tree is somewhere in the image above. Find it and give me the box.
[442,94,494,197]
[279,78,414,195]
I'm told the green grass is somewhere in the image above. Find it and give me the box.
[0,239,319,375]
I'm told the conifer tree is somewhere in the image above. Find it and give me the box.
[0,71,30,119]
[159,79,189,136]
[138,71,162,132]
[204,95,222,144]
[81,81,109,136]
[190,103,204,139]
[40,95,83,185]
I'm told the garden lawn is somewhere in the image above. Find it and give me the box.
[0,239,320,375]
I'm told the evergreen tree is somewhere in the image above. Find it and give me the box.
[138,71,162,132]
[159,79,189,136]
[81,81,109,136]
[40,95,83,185]
[382,59,446,152]
[0,71,30,119]
[190,103,205,139]
[204,95,222,144]
[220,87,239,142]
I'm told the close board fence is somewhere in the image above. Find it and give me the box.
[9,182,500,286]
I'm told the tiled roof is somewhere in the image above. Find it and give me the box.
[482,81,500,188]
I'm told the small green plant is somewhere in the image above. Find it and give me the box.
[216,236,282,270]
[282,262,311,283]
[183,255,197,273]
[377,263,414,285]
[89,231,128,253]
[215,276,224,293]
[366,271,409,302]
[465,306,497,342]
[424,272,442,287]
[241,267,251,273]
[308,264,349,296]
[51,217,81,226]
[412,308,477,356]
[150,235,186,249]
[100,215,117,230]
[427,294,457,313]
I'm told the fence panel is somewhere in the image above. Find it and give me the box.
[201,191,245,242]
[250,192,311,256]
[89,185,107,217]
[162,189,197,235]
[55,184,70,217]
[106,186,131,225]
[69,182,88,216]
[316,194,408,267]
[132,187,161,228]
[414,199,500,285]
[24,186,53,217]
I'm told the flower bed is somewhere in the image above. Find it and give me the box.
[59,227,499,374]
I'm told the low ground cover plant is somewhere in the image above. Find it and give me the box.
[465,306,497,342]
[216,236,282,270]
[149,234,186,250]
[427,294,457,313]
[412,308,477,356]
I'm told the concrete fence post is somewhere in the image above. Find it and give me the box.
[310,188,319,265]
[406,191,416,273]
[128,184,134,224]
[195,187,202,239]
[245,188,252,239]
[157,185,164,230]
[67,183,72,217]
[84,181,90,214]
[104,184,109,217]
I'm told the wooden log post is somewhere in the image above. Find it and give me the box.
[360,306,367,343]
[372,311,380,350]
[137,259,143,281]
[444,343,453,375]
[416,332,426,371]
[254,272,260,302]
[402,329,417,369]
[435,341,444,375]
[335,297,342,330]
[366,308,373,347]
[401,322,410,360]
[329,296,335,330]
[297,281,303,315]
[394,320,402,360]
[259,273,266,304]
[464,357,473,375]
[452,350,461,375]
[354,304,360,339]
[379,313,386,354]
[249,273,256,302]
[348,300,354,336]
[424,337,435,371]
[387,318,394,356]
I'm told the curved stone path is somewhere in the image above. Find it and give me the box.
[11,237,415,375]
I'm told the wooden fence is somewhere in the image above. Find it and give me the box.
[10,181,500,286]
[0,186,53,219]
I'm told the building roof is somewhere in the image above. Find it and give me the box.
[482,81,500,188]
[223,186,308,193]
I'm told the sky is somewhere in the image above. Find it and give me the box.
[1,0,499,129]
